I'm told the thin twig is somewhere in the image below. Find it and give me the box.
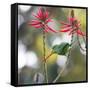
[44,52,54,62]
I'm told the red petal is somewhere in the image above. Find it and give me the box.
[32,13,42,19]
[31,20,40,22]
[32,24,42,28]
[69,17,76,23]
[68,29,76,35]
[30,23,40,26]
[68,27,78,35]
[61,25,71,29]
[45,18,52,23]
[44,10,49,19]
[61,21,70,26]
[43,29,49,33]
[46,25,57,33]
[75,22,81,27]
[77,30,85,36]
[29,20,42,27]
[37,7,44,19]
[77,21,81,26]
[30,20,41,25]
[60,28,71,32]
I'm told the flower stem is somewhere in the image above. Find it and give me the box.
[43,52,54,83]
[53,60,68,83]
[77,33,86,51]
[53,10,74,83]
[43,62,48,83]
[78,29,86,44]
[82,35,86,43]
[42,30,48,83]
[53,40,73,83]
[43,52,53,83]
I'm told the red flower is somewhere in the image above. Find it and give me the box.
[29,7,57,33]
[60,17,85,36]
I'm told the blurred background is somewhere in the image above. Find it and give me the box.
[18,5,86,85]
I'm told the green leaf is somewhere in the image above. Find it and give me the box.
[52,42,70,55]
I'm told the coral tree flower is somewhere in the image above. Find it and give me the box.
[60,11,85,36]
[29,7,57,33]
